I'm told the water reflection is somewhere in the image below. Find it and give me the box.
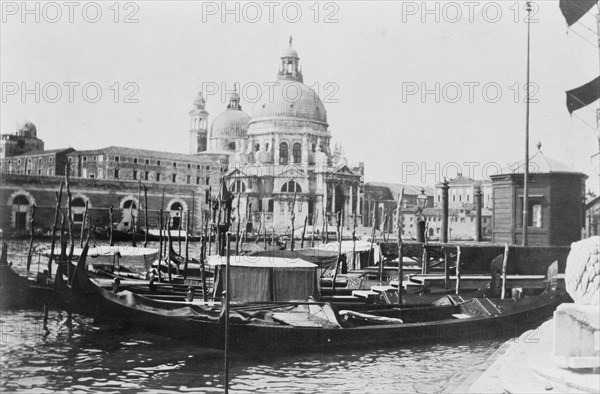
[1,309,501,393]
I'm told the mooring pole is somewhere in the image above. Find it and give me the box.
[522,1,532,247]
[143,186,149,247]
[48,181,64,280]
[395,190,404,304]
[455,245,462,295]
[26,204,36,276]
[501,242,509,299]
[79,200,89,248]
[108,206,114,247]
[300,215,308,249]
[184,210,190,279]
[223,232,231,394]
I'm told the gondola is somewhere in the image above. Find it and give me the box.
[71,251,568,353]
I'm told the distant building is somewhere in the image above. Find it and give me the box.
[0,121,44,159]
[490,146,587,246]
[362,182,434,233]
[585,193,599,237]
[1,39,365,236]
[434,174,492,210]
[0,121,227,234]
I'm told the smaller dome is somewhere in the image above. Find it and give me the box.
[210,109,250,139]
[281,46,298,58]
[16,121,37,138]
[281,36,298,58]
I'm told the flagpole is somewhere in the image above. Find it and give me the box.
[523,1,532,247]
[596,4,600,196]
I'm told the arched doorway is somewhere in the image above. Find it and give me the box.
[170,202,183,229]
[13,195,30,230]
[334,185,345,225]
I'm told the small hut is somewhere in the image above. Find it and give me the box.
[490,146,587,246]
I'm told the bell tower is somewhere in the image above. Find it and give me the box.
[277,36,303,83]
[189,90,209,154]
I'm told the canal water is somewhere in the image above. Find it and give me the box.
[1,240,504,393]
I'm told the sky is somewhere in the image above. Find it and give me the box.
[1,0,599,192]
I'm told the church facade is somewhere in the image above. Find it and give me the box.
[190,40,365,231]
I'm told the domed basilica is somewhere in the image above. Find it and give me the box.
[189,39,364,231]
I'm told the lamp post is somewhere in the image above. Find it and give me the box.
[416,189,428,243]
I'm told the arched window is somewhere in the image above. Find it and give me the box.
[12,195,30,231]
[292,143,301,163]
[123,200,137,209]
[279,142,288,164]
[267,199,274,212]
[230,180,246,193]
[71,197,87,223]
[13,195,29,206]
[281,181,302,193]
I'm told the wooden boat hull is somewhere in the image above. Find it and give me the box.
[0,264,54,309]
[78,271,568,353]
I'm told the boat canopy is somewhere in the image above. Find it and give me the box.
[208,255,318,302]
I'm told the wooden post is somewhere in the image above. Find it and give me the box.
[223,232,231,394]
[321,207,326,244]
[235,191,241,255]
[85,211,92,246]
[143,185,149,247]
[178,207,183,255]
[184,210,190,279]
[26,204,36,275]
[167,217,173,283]
[382,214,388,242]
[421,244,428,275]
[157,210,163,282]
[79,200,89,248]
[108,206,114,246]
[332,211,342,291]
[441,181,449,243]
[475,186,483,242]
[444,247,450,289]
[311,213,316,247]
[455,245,462,295]
[65,165,74,261]
[131,203,137,248]
[300,216,308,249]
[200,217,208,301]
[370,203,377,270]
[48,181,64,280]
[290,192,297,251]
[501,242,509,299]
[351,213,357,271]
[395,190,404,304]
[263,226,267,249]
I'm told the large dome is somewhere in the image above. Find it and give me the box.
[250,81,328,126]
[210,109,250,139]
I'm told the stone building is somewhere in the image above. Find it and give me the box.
[0,121,227,234]
[0,121,44,160]
[215,40,365,232]
[434,175,492,210]
[0,39,365,237]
